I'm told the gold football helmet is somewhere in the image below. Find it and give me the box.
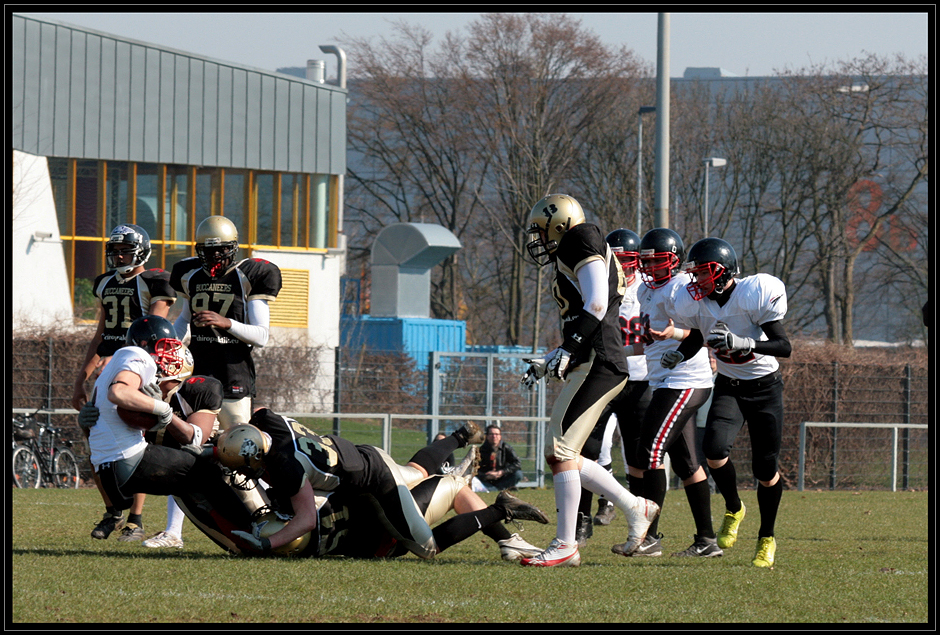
[216,424,271,478]
[525,194,586,266]
[195,216,239,278]
[252,510,312,556]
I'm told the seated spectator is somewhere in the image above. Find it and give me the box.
[473,424,523,492]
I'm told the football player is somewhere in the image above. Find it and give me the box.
[628,228,721,559]
[517,194,660,567]
[668,237,791,568]
[575,228,653,544]
[78,316,255,554]
[215,412,548,559]
[215,421,548,561]
[170,216,282,430]
[71,224,176,543]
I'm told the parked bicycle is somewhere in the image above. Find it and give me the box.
[12,410,81,489]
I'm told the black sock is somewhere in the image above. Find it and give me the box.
[578,488,594,516]
[643,469,668,536]
[105,506,121,518]
[628,475,644,498]
[432,506,503,552]
[684,480,715,538]
[757,478,783,538]
[709,461,742,513]
[482,522,512,542]
[408,436,462,475]
[127,513,142,527]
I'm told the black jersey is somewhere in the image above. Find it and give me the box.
[170,257,282,399]
[144,375,223,448]
[92,269,176,357]
[552,223,629,373]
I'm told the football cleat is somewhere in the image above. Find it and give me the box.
[629,533,663,557]
[454,421,485,446]
[752,536,776,568]
[117,523,145,542]
[717,503,746,549]
[141,531,184,549]
[672,534,723,557]
[575,511,593,547]
[91,513,125,540]
[494,490,550,524]
[520,538,581,567]
[498,533,543,562]
[593,499,616,526]
[614,497,660,556]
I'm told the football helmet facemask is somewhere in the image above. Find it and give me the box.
[606,228,641,282]
[126,316,178,351]
[525,194,586,266]
[151,339,194,384]
[638,228,685,289]
[106,224,152,275]
[685,237,740,300]
[195,216,239,279]
[216,424,271,479]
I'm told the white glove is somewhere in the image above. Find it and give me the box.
[232,529,272,554]
[546,347,573,381]
[140,382,163,399]
[521,356,550,388]
[78,399,99,430]
[148,399,173,433]
[706,322,755,354]
[661,350,685,369]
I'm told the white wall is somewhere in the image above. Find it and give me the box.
[12,150,74,332]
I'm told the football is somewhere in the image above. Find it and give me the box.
[116,406,158,430]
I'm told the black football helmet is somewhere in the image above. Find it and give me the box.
[638,228,685,289]
[126,316,178,352]
[106,224,151,275]
[685,237,740,300]
[605,228,641,281]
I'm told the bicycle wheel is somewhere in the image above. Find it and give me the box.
[53,449,81,488]
[12,446,41,489]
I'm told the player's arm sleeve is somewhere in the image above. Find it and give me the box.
[754,320,792,358]
[676,328,705,359]
[575,258,609,320]
[174,298,192,345]
[225,298,270,347]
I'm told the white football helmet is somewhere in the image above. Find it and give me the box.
[525,194,586,266]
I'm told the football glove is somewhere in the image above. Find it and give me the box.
[661,350,685,369]
[546,346,573,381]
[521,356,550,388]
[77,397,99,431]
[706,322,755,354]
[232,529,272,554]
[140,382,163,400]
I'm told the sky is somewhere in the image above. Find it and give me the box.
[22,11,929,80]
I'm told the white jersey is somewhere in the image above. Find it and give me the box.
[88,346,156,470]
[638,272,714,390]
[673,273,788,381]
[619,275,648,381]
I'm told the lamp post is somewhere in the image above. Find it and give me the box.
[702,157,726,235]
[636,106,656,234]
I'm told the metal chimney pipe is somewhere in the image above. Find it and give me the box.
[318,45,346,88]
[306,59,325,83]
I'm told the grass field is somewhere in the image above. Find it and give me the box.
[11,487,928,624]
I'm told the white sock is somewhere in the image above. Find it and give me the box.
[165,496,185,537]
[580,458,638,513]
[553,469,581,546]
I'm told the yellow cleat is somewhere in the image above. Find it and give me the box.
[752,536,776,568]
[717,502,746,549]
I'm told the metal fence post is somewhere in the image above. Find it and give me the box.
[428,351,441,442]
[333,346,342,436]
[830,361,839,490]
[798,421,806,491]
[46,337,54,426]
[902,364,911,489]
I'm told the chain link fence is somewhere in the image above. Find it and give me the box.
[10,335,930,491]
